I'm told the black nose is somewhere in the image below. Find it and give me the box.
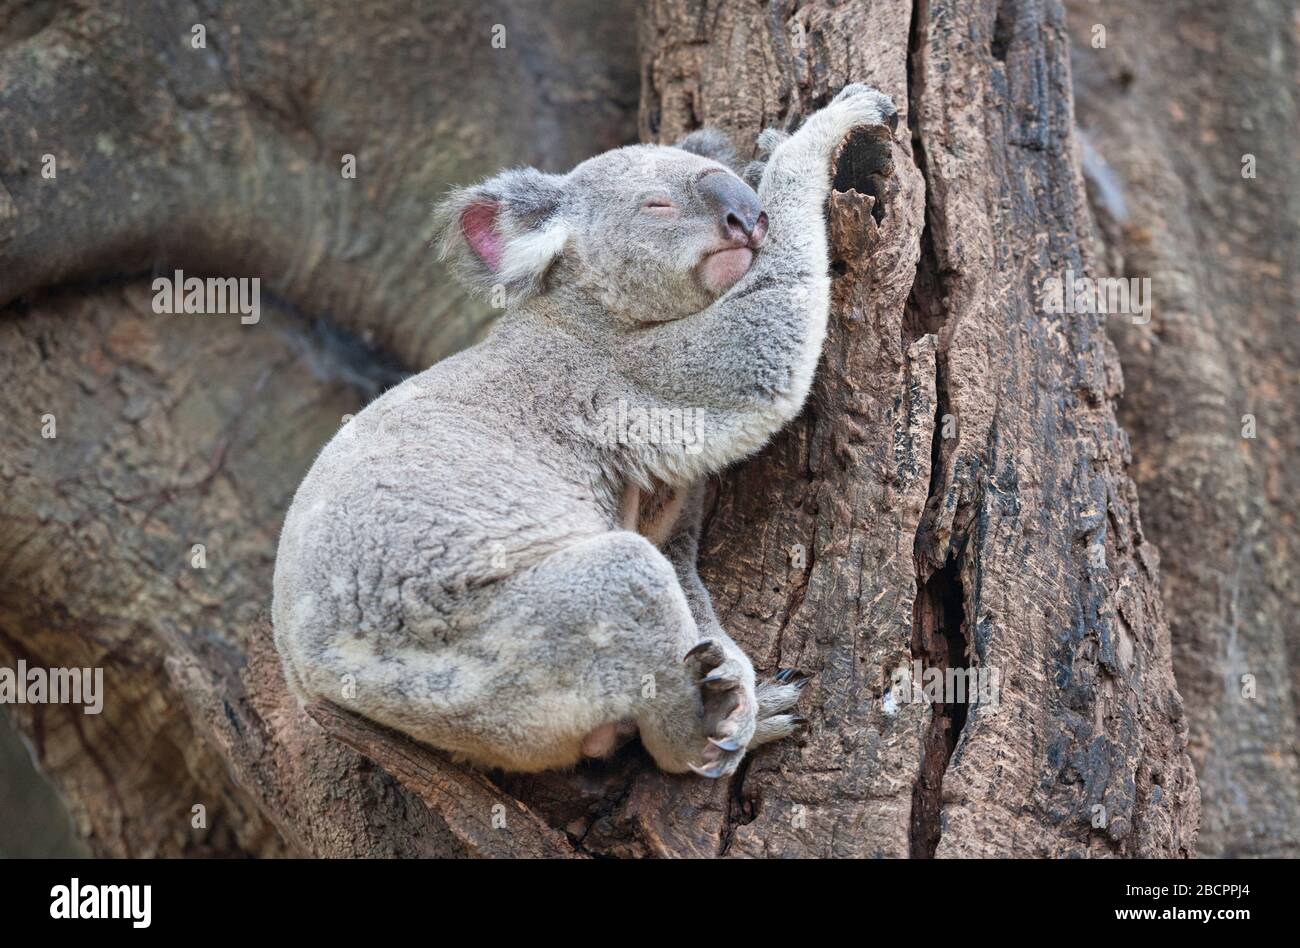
[698,172,767,246]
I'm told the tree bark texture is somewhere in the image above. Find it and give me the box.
[0,0,638,857]
[1064,0,1299,858]
[11,0,1296,858]
[635,0,1198,857]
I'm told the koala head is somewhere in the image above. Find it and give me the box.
[434,129,767,323]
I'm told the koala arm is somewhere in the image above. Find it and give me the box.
[659,480,723,634]
[660,479,810,754]
[639,86,897,451]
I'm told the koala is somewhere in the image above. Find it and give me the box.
[272,84,898,778]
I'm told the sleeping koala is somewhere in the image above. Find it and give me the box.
[273,84,897,777]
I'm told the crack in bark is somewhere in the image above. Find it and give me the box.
[907,556,967,858]
[902,0,973,860]
[719,751,756,857]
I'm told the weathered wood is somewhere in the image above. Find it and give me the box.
[0,0,637,858]
[631,0,1199,857]
[1065,0,1300,856]
[305,700,580,858]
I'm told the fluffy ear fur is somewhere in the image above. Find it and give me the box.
[674,128,742,175]
[433,168,569,302]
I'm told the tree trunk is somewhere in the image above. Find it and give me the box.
[0,0,1221,857]
[0,0,639,858]
[1064,0,1300,858]
[632,0,1199,857]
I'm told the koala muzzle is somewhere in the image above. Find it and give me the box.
[699,171,768,249]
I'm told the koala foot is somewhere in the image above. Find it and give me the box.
[683,643,810,777]
[683,639,756,778]
[751,667,811,747]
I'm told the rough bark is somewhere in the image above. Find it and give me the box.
[1064,0,1300,857]
[0,0,637,857]
[0,0,1215,858]
[635,0,1198,857]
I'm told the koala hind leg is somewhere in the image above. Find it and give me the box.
[402,530,758,775]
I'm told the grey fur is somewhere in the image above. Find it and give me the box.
[674,127,743,175]
[273,84,897,776]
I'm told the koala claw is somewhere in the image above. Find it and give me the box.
[681,637,754,775]
[701,668,740,689]
[688,759,734,779]
[772,667,810,686]
[694,731,746,778]
[684,638,724,663]
[686,639,742,692]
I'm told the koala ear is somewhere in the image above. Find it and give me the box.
[674,128,742,175]
[433,168,569,302]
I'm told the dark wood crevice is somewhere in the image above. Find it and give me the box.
[902,0,973,859]
[907,556,968,857]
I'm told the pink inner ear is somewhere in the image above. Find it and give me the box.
[461,202,505,270]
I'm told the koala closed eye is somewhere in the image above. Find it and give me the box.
[641,197,677,216]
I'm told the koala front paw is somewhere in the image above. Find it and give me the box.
[764,83,899,189]
[683,638,758,778]
[828,82,900,134]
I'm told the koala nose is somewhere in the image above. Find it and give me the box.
[699,172,767,248]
